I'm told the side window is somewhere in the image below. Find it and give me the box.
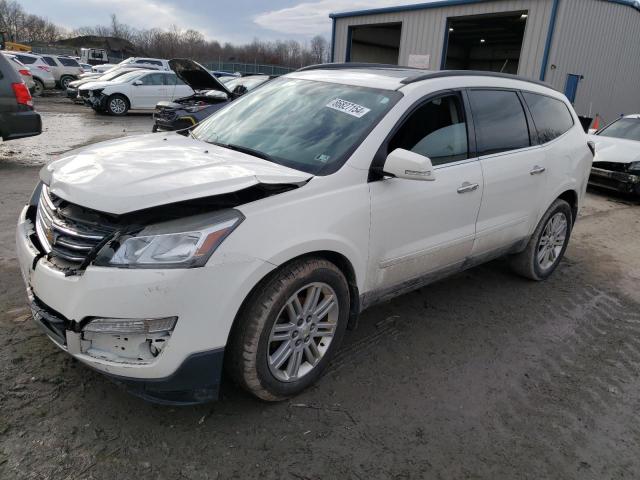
[58,57,80,67]
[149,60,163,66]
[388,94,468,166]
[164,73,177,85]
[139,73,164,86]
[16,55,35,64]
[468,89,530,156]
[42,56,57,67]
[522,92,574,143]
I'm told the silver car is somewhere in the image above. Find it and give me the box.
[3,53,35,91]
[6,51,56,96]
[39,54,84,89]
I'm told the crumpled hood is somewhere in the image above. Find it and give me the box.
[41,133,312,215]
[589,134,640,164]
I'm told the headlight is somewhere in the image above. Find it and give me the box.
[629,161,640,173]
[95,209,244,268]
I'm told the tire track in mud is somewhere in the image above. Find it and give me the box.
[329,315,402,374]
[493,285,640,477]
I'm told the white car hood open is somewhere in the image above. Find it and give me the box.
[41,133,312,215]
[589,134,640,164]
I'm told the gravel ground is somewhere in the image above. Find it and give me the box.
[1,98,639,480]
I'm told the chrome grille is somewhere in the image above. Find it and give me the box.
[35,185,116,268]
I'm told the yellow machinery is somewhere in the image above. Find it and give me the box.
[0,31,31,52]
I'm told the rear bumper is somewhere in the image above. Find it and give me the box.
[589,167,640,195]
[0,110,42,141]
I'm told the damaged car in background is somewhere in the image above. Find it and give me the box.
[66,66,152,101]
[78,69,193,115]
[153,58,270,132]
[16,65,592,405]
[588,114,640,196]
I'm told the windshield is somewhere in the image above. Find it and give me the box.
[192,77,401,175]
[112,70,145,83]
[225,76,269,91]
[597,118,640,142]
[100,69,132,81]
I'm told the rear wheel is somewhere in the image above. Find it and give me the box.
[227,258,350,401]
[59,75,74,89]
[510,199,573,281]
[32,78,44,97]
[106,94,129,116]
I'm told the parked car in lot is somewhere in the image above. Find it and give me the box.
[78,69,193,115]
[66,67,150,101]
[79,63,93,72]
[153,59,270,132]
[6,51,56,96]
[0,51,40,140]
[3,53,35,92]
[588,114,640,196]
[91,57,171,74]
[39,54,84,88]
[16,65,592,404]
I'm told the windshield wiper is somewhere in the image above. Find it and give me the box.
[212,142,274,163]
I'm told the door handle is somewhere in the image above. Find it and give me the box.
[530,165,546,175]
[457,182,479,194]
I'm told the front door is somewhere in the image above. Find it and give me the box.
[467,89,547,257]
[368,92,483,293]
[134,72,169,109]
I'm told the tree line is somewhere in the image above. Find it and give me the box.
[0,1,330,67]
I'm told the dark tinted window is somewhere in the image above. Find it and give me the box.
[58,57,79,67]
[139,73,165,86]
[16,54,36,64]
[389,94,468,165]
[468,90,530,156]
[523,92,574,143]
[41,56,57,67]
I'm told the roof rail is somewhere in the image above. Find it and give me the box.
[401,70,555,89]
[297,62,426,72]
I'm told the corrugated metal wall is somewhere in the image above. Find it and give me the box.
[547,0,640,122]
[333,0,554,78]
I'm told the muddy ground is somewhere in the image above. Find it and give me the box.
[1,98,640,480]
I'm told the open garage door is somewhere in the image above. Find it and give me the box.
[347,23,401,64]
[444,12,527,74]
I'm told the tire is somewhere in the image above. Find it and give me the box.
[226,257,350,401]
[32,78,44,97]
[510,199,573,281]
[106,94,129,116]
[59,75,74,89]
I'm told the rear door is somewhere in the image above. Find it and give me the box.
[467,88,547,257]
[368,91,483,293]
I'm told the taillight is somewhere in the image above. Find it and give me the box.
[18,69,31,76]
[11,82,33,107]
[587,140,596,157]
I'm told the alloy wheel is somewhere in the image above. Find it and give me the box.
[537,212,568,270]
[267,282,339,382]
[109,98,126,115]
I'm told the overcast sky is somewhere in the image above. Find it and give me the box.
[18,0,434,44]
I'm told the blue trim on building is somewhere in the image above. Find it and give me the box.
[345,26,353,62]
[539,0,560,81]
[328,0,640,19]
[440,18,451,70]
[330,17,336,62]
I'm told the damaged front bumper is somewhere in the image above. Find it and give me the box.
[16,205,274,405]
[589,167,640,195]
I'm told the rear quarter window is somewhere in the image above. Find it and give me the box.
[523,92,574,143]
[42,56,57,67]
[58,57,80,67]
[16,55,36,64]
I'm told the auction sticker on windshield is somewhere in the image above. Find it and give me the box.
[326,98,371,118]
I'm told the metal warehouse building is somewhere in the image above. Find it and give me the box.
[329,0,640,123]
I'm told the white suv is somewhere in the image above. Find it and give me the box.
[39,54,84,88]
[16,65,593,404]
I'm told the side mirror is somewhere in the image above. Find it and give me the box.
[133,80,143,86]
[383,148,436,181]
[205,90,229,101]
[232,84,248,96]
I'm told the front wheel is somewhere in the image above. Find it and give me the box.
[59,75,74,89]
[106,94,129,116]
[226,258,350,401]
[510,199,573,281]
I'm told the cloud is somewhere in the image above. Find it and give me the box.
[254,0,435,35]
